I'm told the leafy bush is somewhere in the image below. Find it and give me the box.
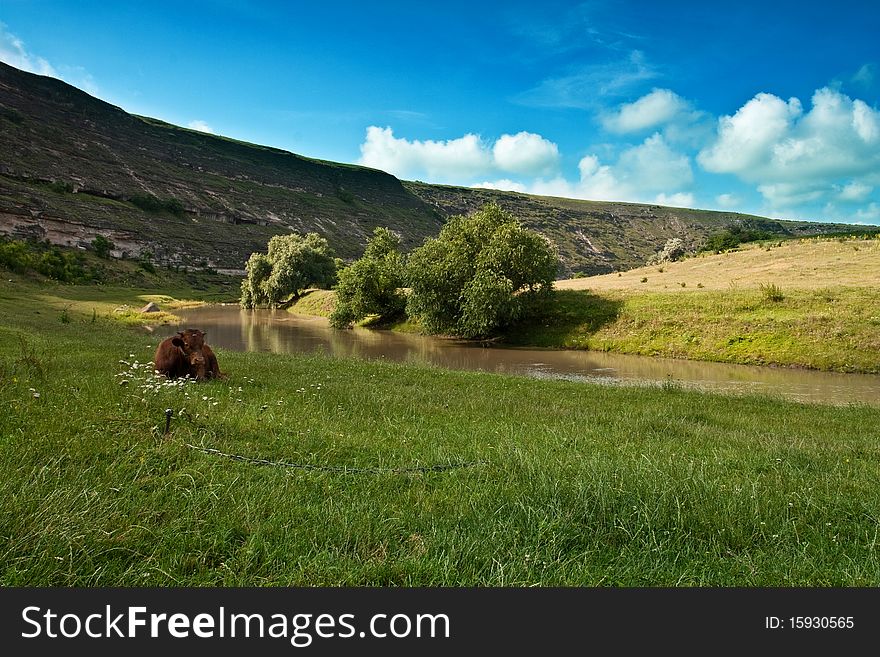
[0,237,105,283]
[48,180,74,194]
[130,194,185,215]
[701,222,787,253]
[240,233,337,309]
[405,202,557,339]
[0,239,33,273]
[91,235,114,259]
[330,227,405,328]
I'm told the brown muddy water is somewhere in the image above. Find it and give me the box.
[163,305,880,406]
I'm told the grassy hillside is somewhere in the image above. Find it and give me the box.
[405,183,854,275]
[507,237,880,372]
[3,275,880,586]
[1,62,860,276]
[556,235,880,292]
[0,62,443,269]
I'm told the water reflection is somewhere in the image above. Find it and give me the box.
[165,305,880,406]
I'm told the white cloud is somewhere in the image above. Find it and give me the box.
[855,202,880,222]
[853,99,880,142]
[358,126,562,183]
[492,131,560,176]
[187,120,214,134]
[612,133,693,192]
[509,133,694,205]
[756,182,825,208]
[699,87,880,214]
[699,88,880,185]
[851,63,876,88]
[715,193,740,208]
[698,92,803,175]
[359,126,493,182]
[654,192,695,207]
[0,22,56,77]
[0,23,98,95]
[838,181,872,202]
[601,88,690,133]
[473,179,527,193]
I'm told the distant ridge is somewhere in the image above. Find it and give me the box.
[0,62,859,274]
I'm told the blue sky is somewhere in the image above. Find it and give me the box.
[2,0,879,223]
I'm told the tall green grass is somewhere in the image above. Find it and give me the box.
[2,280,880,586]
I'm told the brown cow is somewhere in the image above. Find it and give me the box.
[153,329,223,380]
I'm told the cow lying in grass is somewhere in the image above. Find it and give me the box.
[154,328,223,380]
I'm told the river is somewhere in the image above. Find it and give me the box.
[164,305,880,406]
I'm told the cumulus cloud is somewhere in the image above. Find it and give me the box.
[601,88,690,133]
[756,182,825,207]
[654,192,695,207]
[715,193,741,208]
[509,133,694,205]
[359,126,492,182]
[492,132,560,176]
[699,88,880,186]
[698,93,803,175]
[838,181,872,202]
[358,126,562,183]
[187,120,214,134]
[698,87,880,213]
[473,179,527,193]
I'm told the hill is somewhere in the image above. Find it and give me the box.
[555,235,880,291]
[0,62,861,274]
[505,236,880,372]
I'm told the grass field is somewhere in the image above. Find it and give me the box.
[555,236,880,292]
[525,237,880,373]
[2,274,880,586]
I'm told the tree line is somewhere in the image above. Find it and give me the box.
[239,202,558,339]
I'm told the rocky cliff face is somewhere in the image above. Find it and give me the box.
[0,62,854,274]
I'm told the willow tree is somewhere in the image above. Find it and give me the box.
[330,227,406,328]
[240,232,336,309]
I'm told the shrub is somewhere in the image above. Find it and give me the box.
[0,239,33,273]
[91,235,114,259]
[405,202,557,339]
[131,194,185,215]
[330,227,405,328]
[759,282,784,303]
[136,250,157,274]
[48,180,73,194]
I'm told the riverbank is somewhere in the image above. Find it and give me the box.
[3,275,880,586]
[286,238,880,373]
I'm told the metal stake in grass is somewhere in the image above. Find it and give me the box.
[164,408,173,435]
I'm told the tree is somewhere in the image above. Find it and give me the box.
[405,202,557,338]
[240,233,336,308]
[330,227,406,328]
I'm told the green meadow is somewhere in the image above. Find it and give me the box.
[2,274,880,586]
